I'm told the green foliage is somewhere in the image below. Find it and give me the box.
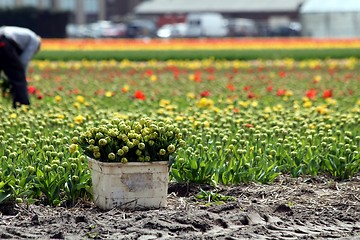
[35,48,360,61]
[195,189,236,202]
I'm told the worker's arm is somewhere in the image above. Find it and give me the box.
[19,35,41,70]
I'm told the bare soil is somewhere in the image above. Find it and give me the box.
[0,175,359,240]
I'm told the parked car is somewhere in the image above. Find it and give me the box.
[126,19,157,38]
[156,23,187,38]
[269,22,302,37]
[66,21,127,38]
[66,24,94,38]
[100,22,127,38]
[228,18,258,37]
[185,13,228,37]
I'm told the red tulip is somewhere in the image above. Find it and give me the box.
[28,86,37,95]
[134,90,146,100]
[207,67,215,74]
[208,75,215,81]
[278,70,286,78]
[276,89,286,96]
[173,71,179,79]
[306,89,317,99]
[247,92,255,99]
[194,71,202,82]
[145,69,153,77]
[200,90,210,97]
[227,84,235,92]
[322,89,333,99]
[95,89,105,96]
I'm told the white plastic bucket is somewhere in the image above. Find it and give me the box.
[87,158,169,210]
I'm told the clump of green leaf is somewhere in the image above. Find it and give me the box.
[196,189,236,203]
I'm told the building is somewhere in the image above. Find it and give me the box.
[300,0,360,38]
[134,0,305,33]
[0,0,143,24]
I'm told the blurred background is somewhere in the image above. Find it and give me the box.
[0,0,359,39]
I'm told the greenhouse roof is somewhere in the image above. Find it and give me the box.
[300,0,360,13]
[134,0,304,14]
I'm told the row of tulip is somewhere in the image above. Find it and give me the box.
[41,38,360,51]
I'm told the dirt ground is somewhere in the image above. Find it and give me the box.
[0,175,359,240]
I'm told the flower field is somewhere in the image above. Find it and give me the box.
[0,55,359,207]
[36,38,360,61]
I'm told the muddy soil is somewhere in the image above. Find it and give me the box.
[0,175,359,240]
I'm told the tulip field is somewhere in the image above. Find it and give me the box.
[0,38,360,208]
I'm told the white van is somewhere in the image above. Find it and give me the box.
[185,13,228,37]
[228,18,258,37]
